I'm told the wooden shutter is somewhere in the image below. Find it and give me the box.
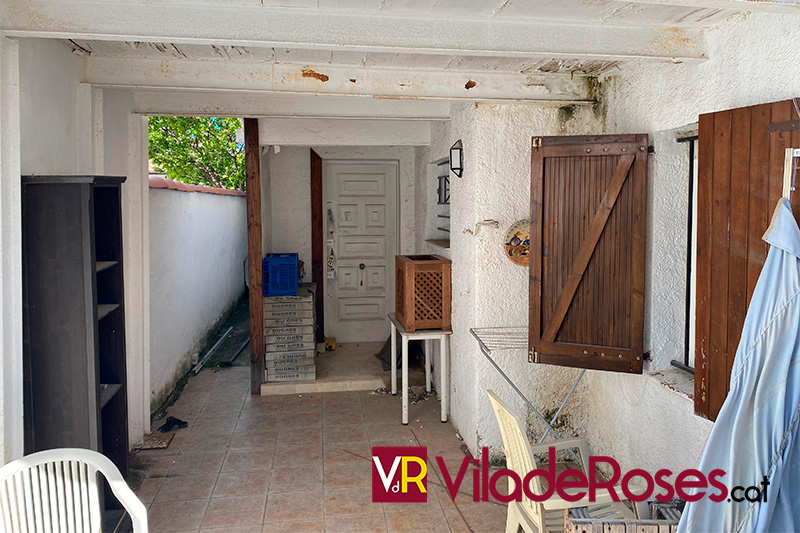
[695,99,800,421]
[529,134,648,374]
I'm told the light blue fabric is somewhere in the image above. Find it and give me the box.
[678,201,800,533]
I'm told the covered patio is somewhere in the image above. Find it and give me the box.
[133,364,507,532]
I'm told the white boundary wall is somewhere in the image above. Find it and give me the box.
[149,187,247,411]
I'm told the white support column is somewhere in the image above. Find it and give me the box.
[121,113,150,447]
[0,36,23,463]
[91,88,104,174]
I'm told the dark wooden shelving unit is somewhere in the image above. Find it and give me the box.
[22,175,129,511]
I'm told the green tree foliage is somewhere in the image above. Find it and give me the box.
[148,116,245,190]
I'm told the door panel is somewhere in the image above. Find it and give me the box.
[324,162,398,342]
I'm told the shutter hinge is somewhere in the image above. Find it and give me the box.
[532,138,542,149]
[528,349,538,362]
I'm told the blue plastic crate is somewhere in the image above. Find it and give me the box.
[262,253,299,297]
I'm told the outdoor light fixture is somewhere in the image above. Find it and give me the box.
[450,140,463,178]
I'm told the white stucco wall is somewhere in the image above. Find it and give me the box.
[268,145,418,282]
[149,187,247,409]
[564,11,800,476]
[416,102,606,456]
[19,38,91,176]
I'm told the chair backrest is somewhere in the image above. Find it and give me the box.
[0,448,148,533]
[487,391,542,520]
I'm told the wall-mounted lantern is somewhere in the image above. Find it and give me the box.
[450,140,463,178]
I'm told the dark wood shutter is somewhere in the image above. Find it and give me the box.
[529,135,648,374]
[695,99,800,420]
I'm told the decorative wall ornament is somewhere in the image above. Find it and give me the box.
[503,219,530,266]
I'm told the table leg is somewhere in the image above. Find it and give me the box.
[425,339,432,393]
[440,334,448,423]
[390,322,397,395]
[402,335,409,425]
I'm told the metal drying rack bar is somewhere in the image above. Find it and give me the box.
[470,327,586,459]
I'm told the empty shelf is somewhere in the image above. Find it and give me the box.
[425,239,450,250]
[97,304,119,320]
[95,261,118,273]
[99,383,122,408]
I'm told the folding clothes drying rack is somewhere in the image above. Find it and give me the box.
[470,327,586,445]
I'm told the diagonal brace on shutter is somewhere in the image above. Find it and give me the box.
[541,154,635,343]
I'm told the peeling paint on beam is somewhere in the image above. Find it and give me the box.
[131,90,454,120]
[0,0,707,62]
[85,57,596,103]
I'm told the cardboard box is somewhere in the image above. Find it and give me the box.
[264,349,315,362]
[264,325,315,336]
[265,341,316,353]
[265,333,315,344]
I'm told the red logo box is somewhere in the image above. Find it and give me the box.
[371,446,428,503]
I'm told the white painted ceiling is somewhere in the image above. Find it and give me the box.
[59,0,747,76]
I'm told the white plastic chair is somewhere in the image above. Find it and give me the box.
[487,391,640,533]
[0,448,148,533]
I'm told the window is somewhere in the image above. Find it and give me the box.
[672,135,698,375]
[694,99,800,421]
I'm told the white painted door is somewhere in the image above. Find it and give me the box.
[323,161,397,342]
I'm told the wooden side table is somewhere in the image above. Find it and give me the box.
[388,313,452,424]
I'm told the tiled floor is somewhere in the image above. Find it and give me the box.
[133,364,508,532]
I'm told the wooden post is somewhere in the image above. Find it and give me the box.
[244,118,264,394]
[310,149,324,342]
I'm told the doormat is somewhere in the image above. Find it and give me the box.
[136,433,174,450]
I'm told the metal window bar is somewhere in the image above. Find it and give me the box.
[470,327,585,463]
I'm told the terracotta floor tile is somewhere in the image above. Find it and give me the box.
[168,453,225,477]
[323,411,365,426]
[264,490,324,522]
[273,444,323,467]
[236,415,282,433]
[323,486,383,517]
[222,449,274,472]
[324,514,388,533]
[135,477,164,505]
[201,495,267,529]
[190,416,238,436]
[140,455,177,478]
[148,499,208,532]
[323,424,368,445]
[277,426,323,447]
[154,475,217,503]
[323,441,372,464]
[261,519,324,533]
[279,410,323,428]
[179,432,232,453]
[444,502,508,532]
[270,463,323,493]
[323,461,371,488]
[385,509,451,533]
[213,470,271,498]
[198,400,244,418]
[230,429,278,450]
[202,526,262,533]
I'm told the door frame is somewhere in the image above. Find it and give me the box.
[313,157,401,341]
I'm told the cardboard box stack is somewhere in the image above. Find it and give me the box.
[264,283,317,382]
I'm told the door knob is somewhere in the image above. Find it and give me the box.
[359,263,366,270]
